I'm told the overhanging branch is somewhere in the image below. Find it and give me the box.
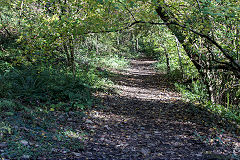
[84,21,170,34]
[170,22,240,69]
[85,18,240,71]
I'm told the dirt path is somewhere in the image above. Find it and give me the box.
[79,59,239,159]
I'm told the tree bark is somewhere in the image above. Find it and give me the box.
[156,5,212,101]
[136,37,139,52]
[175,37,184,78]
[162,45,170,74]
[95,34,99,54]
[69,36,76,79]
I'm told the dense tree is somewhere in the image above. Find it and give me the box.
[155,1,239,106]
[1,1,240,158]
[1,0,239,115]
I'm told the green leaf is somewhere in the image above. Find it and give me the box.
[4,112,14,116]
[130,1,134,8]
[97,0,104,4]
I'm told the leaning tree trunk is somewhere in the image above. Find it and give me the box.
[156,5,212,101]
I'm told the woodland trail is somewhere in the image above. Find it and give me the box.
[79,59,239,159]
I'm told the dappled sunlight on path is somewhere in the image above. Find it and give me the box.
[78,59,240,159]
[115,84,181,101]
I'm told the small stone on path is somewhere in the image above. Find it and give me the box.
[20,140,28,146]
[86,119,93,124]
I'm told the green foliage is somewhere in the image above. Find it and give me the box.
[0,122,12,139]
[206,102,240,123]
[175,82,240,124]
[0,99,25,113]
[0,0,239,157]
[175,81,208,103]
[0,64,93,111]
[141,42,158,58]
[92,54,129,70]
[168,68,183,80]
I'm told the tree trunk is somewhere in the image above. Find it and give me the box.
[156,6,212,101]
[161,43,170,74]
[175,37,184,78]
[117,31,120,45]
[69,36,76,79]
[63,43,70,66]
[63,38,75,79]
[136,37,139,52]
[164,47,170,74]
[95,34,99,54]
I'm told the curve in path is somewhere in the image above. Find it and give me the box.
[80,59,239,159]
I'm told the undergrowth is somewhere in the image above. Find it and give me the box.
[0,47,130,158]
[0,65,93,111]
[175,82,240,126]
[155,58,240,127]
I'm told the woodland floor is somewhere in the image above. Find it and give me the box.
[77,59,240,159]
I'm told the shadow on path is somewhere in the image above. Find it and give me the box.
[79,59,239,159]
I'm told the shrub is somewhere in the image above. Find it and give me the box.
[0,65,93,111]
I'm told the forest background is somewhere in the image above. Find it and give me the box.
[0,0,239,158]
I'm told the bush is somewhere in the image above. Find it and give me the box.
[175,81,240,124]
[0,65,93,111]
[0,99,26,112]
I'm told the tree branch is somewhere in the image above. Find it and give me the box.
[162,22,240,70]
[84,21,169,34]
[118,0,137,22]
[84,16,240,71]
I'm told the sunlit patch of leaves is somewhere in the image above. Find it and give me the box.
[0,111,86,159]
